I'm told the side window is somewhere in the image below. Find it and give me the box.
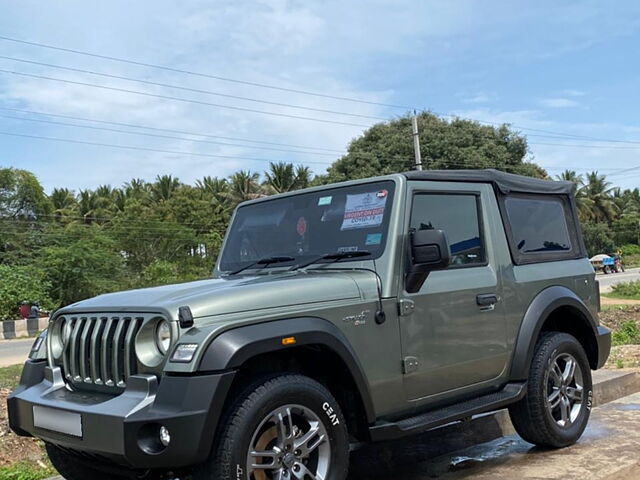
[504,195,573,256]
[410,193,486,267]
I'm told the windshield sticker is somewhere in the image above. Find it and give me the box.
[337,246,359,253]
[318,195,332,206]
[366,233,383,245]
[341,191,388,230]
[296,217,307,236]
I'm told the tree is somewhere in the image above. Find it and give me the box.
[581,222,617,257]
[582,171,618,223]
[50,188,77,221]
[151,175,180,202]
[263,162,311,194]
[319,112,545,183]
[556,170,590,221]
[0,167,51,219]
[38,224,126,305]
[228,170,263,203]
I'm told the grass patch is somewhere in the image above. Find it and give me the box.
[0,364,23,390]
[612,320,640,346]
[608,280,640,300]
[0,460,56,480]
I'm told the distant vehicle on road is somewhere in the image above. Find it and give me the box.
[590,253,625,274]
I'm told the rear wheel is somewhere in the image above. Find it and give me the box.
[509,332,593,448]
[194,374,350,480]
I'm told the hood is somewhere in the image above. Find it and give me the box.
[59,271,363,319]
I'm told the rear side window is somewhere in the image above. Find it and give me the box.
[410,193,485,267]
[503,194,580,263]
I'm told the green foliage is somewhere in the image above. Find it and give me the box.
[1,112,639,311]
[581,222,616,257]
[610,281,640,300]
[37,225,126,306]
[319,112,545,183]
[0,461,56,480]
[620,244,640,255]
[0,265,54,320]
[0,168,51,219]
[612,319,640,346]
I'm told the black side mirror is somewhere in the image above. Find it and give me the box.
[406,229,451,293]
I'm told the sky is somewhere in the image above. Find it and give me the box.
[1,0,640,192]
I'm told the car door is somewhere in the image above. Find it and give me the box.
[399,184,508,402]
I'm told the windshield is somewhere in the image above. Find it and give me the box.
[219,180,396,272]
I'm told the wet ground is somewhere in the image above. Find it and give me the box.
[348,392,640,479]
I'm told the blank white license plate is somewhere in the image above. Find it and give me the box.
[33,406,83,437]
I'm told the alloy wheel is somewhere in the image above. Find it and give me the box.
[247,404,331,480]
[545,352,584,428]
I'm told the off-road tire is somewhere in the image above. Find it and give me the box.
[509,332,593,448]
[46,443,125,480]
[194,374,350,480]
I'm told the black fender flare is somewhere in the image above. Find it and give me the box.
[509,286,600,380]
[198,316,376,423]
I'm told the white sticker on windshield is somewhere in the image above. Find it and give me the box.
[341,190,388,230]
[318,196,332,206]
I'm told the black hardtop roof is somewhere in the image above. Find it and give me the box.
[403,168,573,195]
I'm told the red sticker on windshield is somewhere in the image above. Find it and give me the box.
[377,189,388,198]
[297,217,307,236]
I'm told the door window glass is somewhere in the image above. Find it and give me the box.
[410,194,485,267]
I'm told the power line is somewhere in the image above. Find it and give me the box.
[0,34,412,110]
[0,131,334,165]
[0,56,388,121]
[0,69,373,128]
[4,35,640,147]
[0,107,345,153]
[0,113,340,157]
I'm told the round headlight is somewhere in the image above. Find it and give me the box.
[61,319,73,346]
[155,320,172,355]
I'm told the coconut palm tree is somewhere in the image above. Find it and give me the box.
[556,170,590,221]
[50,188,77,221]
[124,178,150,200]
[151,175,180,202]
[264,162,297,194]
[196,176,231,210]
[228,170,263,203]
[582,171,618,223]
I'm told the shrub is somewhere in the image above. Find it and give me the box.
[612,320,640,346]
[0,265,54,321]
[610,280,640,299]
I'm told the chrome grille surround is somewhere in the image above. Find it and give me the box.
[50,313,158,393]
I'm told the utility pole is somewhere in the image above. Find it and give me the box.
[411,111,422,171]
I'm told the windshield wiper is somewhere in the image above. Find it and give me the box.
[229,255,295,275]
[289,250,371,272]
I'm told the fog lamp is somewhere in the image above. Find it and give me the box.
[159,426,171,447]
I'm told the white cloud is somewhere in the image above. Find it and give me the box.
[540,98,581,108]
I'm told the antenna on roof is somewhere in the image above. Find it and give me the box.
[412,110,423,171]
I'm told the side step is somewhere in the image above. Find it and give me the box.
[369,382,526,442]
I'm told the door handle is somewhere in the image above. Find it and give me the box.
[476,294,498,307]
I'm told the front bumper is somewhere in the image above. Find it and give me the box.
[596,325,612,369]
[8,360,234,469]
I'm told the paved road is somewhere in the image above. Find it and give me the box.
[598,267,640,292]
[0,338,33,367]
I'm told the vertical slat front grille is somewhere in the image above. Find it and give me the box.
[62,315,143,391]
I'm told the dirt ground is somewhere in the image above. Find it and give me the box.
[0,387,50,469]
[601,296,640,306]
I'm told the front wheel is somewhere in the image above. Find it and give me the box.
[194,374,350,480]
[509,332,593,448]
